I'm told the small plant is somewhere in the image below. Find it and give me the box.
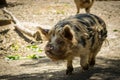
[63,3,70,7]
[56,10,64,14]
[10,43,20,51]
[26,44,43,52]
[113,29,119,32]
[27,54,42,59]
[5,54,43,60]
[6,55,20,60]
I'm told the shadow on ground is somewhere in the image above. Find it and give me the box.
[0,2,23,8]
[0,57,120,80]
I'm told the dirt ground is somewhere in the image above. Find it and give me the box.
[0,0,120,80]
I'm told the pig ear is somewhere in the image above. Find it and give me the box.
[36,27,50,41]
[63,25,73,40]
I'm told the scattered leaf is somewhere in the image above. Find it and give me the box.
[27,54,42,59]
[26,45,43,52]
[6,55,20,60]
[56,10,64,14]
[113,29,118,32]
[10,43,19,51]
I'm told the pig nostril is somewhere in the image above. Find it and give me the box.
[50,46,54,50]
[46,44,54,51]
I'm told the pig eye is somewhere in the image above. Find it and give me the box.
[57,39,64,44]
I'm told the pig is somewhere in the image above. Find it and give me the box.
[74,0,95,13]
[37,13,107,75]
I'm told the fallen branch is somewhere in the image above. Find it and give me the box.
[2,8,42,41]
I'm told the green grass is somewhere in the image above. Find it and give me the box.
[113,29,119,32]
[6,44,43,60]
[56,10,65,14]
[27,54,43,59]
[10,43,20,51]
[26,44,43,52]
[6,54,43,60]
[6,55,20,60]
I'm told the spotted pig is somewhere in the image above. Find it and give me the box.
[37,13,107,75]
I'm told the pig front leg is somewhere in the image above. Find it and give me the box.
[80,54,89,71]
[89,52,97,67]
[66,59,73,75]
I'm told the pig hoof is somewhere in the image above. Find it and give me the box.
[66,67,73,75]
[89,60,95,67]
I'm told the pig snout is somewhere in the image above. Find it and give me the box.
[45,44,54,52]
